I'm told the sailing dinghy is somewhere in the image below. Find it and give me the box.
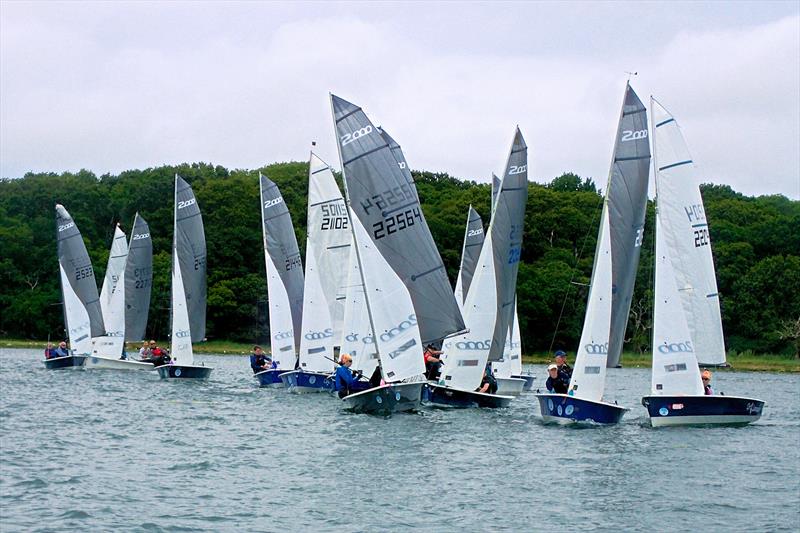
[641,97,764,426]
[45,204,103,369]
[156,175,212,379]
[281,153,350,392]
[429,129,528,408]
[331,95,465,415]
[85,223,153,370]
[535,83,650,424]
[256,173,304,388]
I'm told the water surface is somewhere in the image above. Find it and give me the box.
[1,349,798,532]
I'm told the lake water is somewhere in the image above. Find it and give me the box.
[1,348,798,532]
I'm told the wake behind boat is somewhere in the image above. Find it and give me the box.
[156,174,212,380]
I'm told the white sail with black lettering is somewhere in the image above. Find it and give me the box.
[651,98,726,366]
[124,213,152,342]
[453,206,485,309]
[331,94,464,345]
[260,173,304,369]
[340,234,380,377]
[170,175,207,365]
[94,224,128,356]
[494,301,522,378]
[55,204,102,355]
[440,129,528,390]
[606,83,651,368]
[298,154,351,371]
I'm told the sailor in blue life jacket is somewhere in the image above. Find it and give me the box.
[476,364,498,394]
[554,350,573,381]
[546,364,569,394]
[335,354,361,399]
[46,341,69,359]
[249,345,272,374]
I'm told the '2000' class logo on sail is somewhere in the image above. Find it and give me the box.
[175,329,191,338]
[456,340,491,351]
[305,329,333,341]
[657,341,693,354]
[584,342,608,354]
[274,330,293,340]
[58,222,75,232]
[379,314,417,342]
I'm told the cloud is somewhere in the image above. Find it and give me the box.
[1,5,798,199]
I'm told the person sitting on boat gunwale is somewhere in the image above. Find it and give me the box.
[554,350,572,381]
[249,346,273,374]
[335,354,361,399]
[138,341,152,359]
[546,364,569,394]
[424,344,444,381]
[45,341,68,359]
[702,370,714,395]
[147,342,171,367]
[476,364,498,394]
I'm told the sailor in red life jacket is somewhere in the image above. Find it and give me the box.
[423,344,444,381]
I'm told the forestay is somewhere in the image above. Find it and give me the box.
[95,225,128,356]
[56,204,104,355]
[606,83,651,368]
[124,213,153,342]
[440,129,528,390]
[340,235,379,377]
[331,94,464,345]
[260,173,304,368]
[453,206,485,308]
[170,175,207,365]
[651,98,726,366]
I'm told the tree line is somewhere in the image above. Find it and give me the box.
[1,162,798,356]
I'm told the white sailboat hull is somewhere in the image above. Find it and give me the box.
[495,377,526,396]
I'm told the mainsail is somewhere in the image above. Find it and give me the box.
[298,153,351,372]
[340,235,379,377]
[170,175,207,365]
[331,94,465,345]
[260,173,304,368]
[651,97,726,367]
[491,173,501,214]
[95,224,129,356]
[124,213,153,342]
[440,129,528,390]
[453,206,485,308]
[605,82,651,367]
[55,204,104,355]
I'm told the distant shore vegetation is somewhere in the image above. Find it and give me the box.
[1,162,798,360]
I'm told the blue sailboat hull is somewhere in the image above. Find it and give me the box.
[156,364,212,380]
[280,369,334,393]
[641,395,765,427]
[254,369,291,388]
[535,393,628,424]
[342,382,423,416]
[43,355,86,369]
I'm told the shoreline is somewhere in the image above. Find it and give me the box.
[3,338,797,373]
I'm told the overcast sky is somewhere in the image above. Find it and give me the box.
[2,1,798,198]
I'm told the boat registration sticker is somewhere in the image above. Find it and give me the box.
[671,403,684,410]
[659,407,669,416]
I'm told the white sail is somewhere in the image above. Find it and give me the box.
[94,225,128,357]
[340,236,379,377]
[349,208,424,382]
[169,246,194,365]
[651,212,704,395]
[494,302,522,378]
[265,243,296,370]
[568,205,612,402]
[298,249,335,372]
[59,264,93,356]
[651,98,726,366]
[441,230,498,390]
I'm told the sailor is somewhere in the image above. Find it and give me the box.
[150,342,171,366]
[546,363,569,394]
[49,341,69,359]
[334,354,360,399]
[249,345,271,374]
[423,344,444,381]
[139,341,152,359]
[554,350,573,380]
[702,370,714,395]
[476,364,498,394]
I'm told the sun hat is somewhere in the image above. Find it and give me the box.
[547,364,558,371]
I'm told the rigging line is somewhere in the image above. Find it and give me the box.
[547,192,605,355]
